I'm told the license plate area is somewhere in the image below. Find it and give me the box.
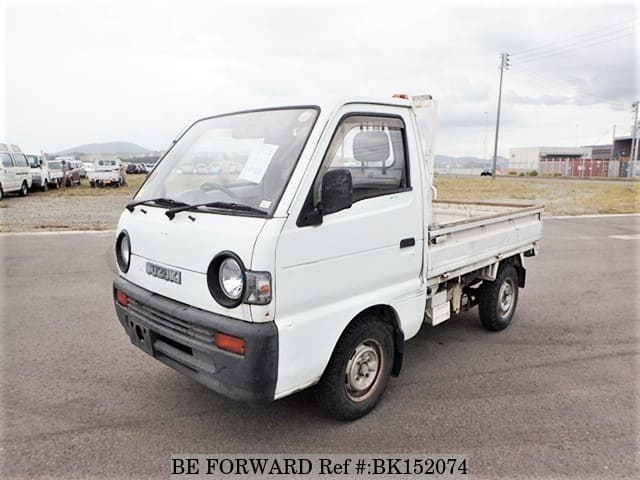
[127,319,154,355]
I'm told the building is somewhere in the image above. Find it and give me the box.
[508,147,591,173]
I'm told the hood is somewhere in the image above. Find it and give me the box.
[116,206,266,321]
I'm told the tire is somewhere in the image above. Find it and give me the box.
[42,181,49,192]
[478,263,519,331]
[315,316,394,421]
[0,185,3,201]
[19,181,28,197]
[55,179,60,189]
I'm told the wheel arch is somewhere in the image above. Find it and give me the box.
[503,254,526,288]
[337,304,405,378]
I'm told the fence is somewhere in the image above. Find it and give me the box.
[539,157,629,178]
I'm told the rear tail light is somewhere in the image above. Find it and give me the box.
[214,332,246,356]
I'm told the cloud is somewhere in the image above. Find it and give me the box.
[3,1,637,157]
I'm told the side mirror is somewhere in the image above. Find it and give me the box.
[297,168,353,227]
[321,168,353,215]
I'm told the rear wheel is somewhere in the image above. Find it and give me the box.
[19,181,28,197]
[315,316,394,421]
[478,263,519,331]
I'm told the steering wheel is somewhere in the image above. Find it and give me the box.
[200,181,241,200]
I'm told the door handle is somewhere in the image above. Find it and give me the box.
[400,237,415,248]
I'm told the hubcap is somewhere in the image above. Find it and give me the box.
[345,340,383,402]
[498,279,515,316]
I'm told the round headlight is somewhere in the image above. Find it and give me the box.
[219,257,244,300]
[116,231,131,272]
[207,252,246,308]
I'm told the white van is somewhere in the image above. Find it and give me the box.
[112,97,543,419]
[0,143,33,199]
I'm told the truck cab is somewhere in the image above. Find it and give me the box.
[90,158,122,187]
[113,97,542,420]
[26,153,51,191]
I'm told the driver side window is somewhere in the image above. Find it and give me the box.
[318,115,409,204]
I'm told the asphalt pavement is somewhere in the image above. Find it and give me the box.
[1,216,638,479]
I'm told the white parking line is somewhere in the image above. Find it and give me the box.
[608,234,640,240]
[545,213,640,219]
[0,229,116,236]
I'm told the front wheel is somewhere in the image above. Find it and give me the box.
[478,263,519,331]
[42,180,49,192]
[19,181,28,197]
[315,317,394,421]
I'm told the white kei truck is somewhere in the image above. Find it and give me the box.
[113,96,543,420]
[89,158,123,187]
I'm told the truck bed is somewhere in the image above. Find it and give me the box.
[426,200,544,285]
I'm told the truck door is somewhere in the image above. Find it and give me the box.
[274,104,426,395]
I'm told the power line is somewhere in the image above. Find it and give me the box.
[510,18,637,56]
[513,23,636,60]
[511,64,627,107]
[514,29,636,65]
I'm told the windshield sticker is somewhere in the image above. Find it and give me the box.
[238,143,279,183]
[259,200,272,209]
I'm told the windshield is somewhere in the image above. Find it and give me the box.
[26,155,40,167]
[135,107,319,216]
[49,161,61,170]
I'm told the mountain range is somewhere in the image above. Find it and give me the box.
[55,142,508,168]
[56,141,150,155]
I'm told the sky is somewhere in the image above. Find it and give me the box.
[1,0,638,157]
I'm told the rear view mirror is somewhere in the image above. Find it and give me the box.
[321,168,352,215]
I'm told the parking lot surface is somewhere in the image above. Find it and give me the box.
[1,216,638,479]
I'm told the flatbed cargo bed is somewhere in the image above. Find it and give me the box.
[426,200,544,286]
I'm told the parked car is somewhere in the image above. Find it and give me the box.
[26,153,51,191]
[126,163,138,174]
[112,97,544,420]
[480,168,493,177]
[62,160,82,186]
[0,143,33,199]
[83,162,95,175]
[89,158,122,187]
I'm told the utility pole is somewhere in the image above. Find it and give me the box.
[631,101,639,177]
[610,125,616,177]
[483,111,489,162]
[492,53,509,178]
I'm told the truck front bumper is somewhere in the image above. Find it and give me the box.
[113,276,278,404]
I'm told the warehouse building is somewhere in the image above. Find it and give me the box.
[508,147,591,173]
[509,137,635,177]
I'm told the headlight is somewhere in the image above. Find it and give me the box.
[207,252,271,308]
[116,231,131,272]
[219,257,244,300]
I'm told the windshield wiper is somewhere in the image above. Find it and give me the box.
[165,201,267,220]
[126,197,188,212]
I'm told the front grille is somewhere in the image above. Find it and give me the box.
[127,298,215,343]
